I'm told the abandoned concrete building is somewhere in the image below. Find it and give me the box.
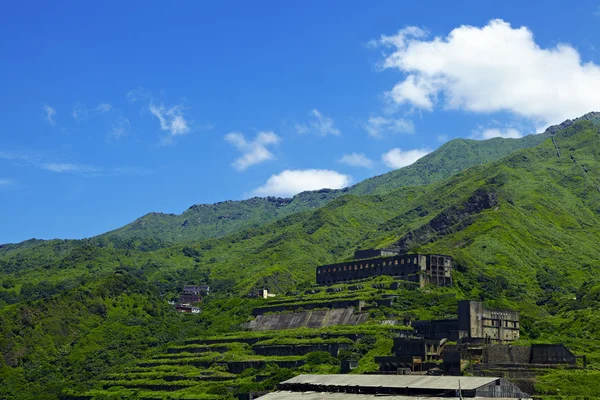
[376,337,447,373]
[376,338,580,390]
[177,284,209,305]
[316,250,453,287]
[184,284,210,294]
[413,300,520,343]
[473,343,579,368]
[375,301,520,373]
[443,343,583,392]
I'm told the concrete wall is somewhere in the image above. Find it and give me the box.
[413,319,459,340]
[252,300,365,316]
[354,249,400,259]
[393,338,426,358]
[482,345,531,364]
[482,308,520,342]
[253,343,349,357]
[530,344,576,364]
[247,308,368,331]
[227,360,305,374]
[167,345,230,354]
[316,254,423,285]
[458,300,484,339]
[458,300,519,342]
[316,254,452,287]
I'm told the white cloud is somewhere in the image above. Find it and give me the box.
[374,19,600,126]
[382,148,431,169]
[97,103,112,112]
[72,102,112,120]
[41,163,99,173]
[225,131,281,171]
[41,162,145,176]
[0,150,29,163]
[126,87,152,102]
[253,169,352,197]
[472,127,522,140]
[43,105,56,125]
[297,109,340,136]
[365,116,415,137]
[339,152,373,168]
[110,116,130,139]
[1,149,143,177]
[149,104,190,136]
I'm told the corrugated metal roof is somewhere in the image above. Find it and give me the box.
[281,374,499,390]
[258,391,529,400]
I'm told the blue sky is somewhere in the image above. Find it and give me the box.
[1,0,600,244]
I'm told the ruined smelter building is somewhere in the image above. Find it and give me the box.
[316,248,453,287]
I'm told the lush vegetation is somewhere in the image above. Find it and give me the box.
[2,115,600,398]
[95,129,553,245]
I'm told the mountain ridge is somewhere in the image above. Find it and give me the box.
[3,115,600,398]
[104,112,600,246]
[95,132,555,245]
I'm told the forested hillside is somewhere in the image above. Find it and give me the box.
[2,116,600,398]
[97,131,555,244]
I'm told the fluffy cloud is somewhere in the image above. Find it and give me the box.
[374,19,600,126]
[149,104,190,136]
[472,127,522,140]
[297,109,340,136]
[382,148,431,169]
[339,152,373,168]
[43,105,56,125]
[253,169,351,197]
[126,88,195,142]
[365,116,414,137]
[225,131,281,171]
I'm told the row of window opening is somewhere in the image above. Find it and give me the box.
[318,258,419,274]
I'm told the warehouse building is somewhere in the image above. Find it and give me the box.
[266,374,529,398]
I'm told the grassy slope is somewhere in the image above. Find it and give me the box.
[93,132,552,244]
[3,118,600,398]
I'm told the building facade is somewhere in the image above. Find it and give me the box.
[413,301,520,343]
[316,253,452,287]
[183,284,209,294]
[458,301,520,342]
[178,284,208,304]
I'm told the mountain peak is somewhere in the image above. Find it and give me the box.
[544,111,600,135]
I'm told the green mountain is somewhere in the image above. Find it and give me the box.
[100,111,600,246]
[99,131,553,244]
[2,113,600,398]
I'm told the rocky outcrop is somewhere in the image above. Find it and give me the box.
[395,187,498,252]
[544,111,600,135]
